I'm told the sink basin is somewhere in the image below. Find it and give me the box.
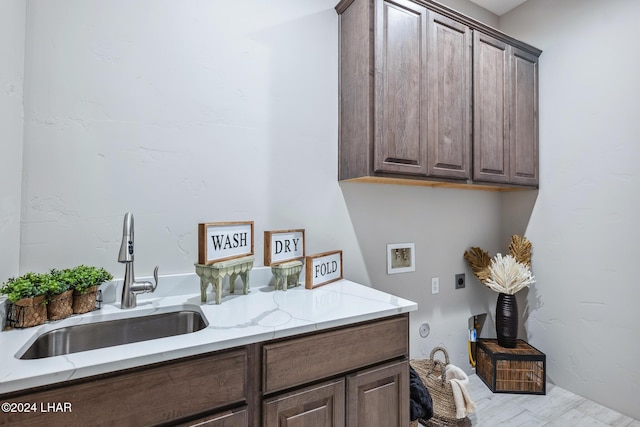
[19,309,208,360]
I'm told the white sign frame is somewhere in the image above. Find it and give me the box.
[198,221,254,265]
[264,229,305,266]
[305,250,343,289]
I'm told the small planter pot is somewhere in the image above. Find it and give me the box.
[47,290,74,321]
[72,285,100,314]
[9,295,47,328]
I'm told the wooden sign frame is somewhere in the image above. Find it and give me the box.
[264,229,305,266]
[305,250,343,289]
[198,221,254,265]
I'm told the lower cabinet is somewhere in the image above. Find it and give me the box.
[0,314,409,427]
[261,315,410,427]
[263,360,409,427]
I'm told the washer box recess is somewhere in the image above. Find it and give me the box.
[476,339,546,395]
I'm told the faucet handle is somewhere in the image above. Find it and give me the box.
[152,266,159,291]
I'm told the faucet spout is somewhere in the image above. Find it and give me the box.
[118,212,134,263]
[118,212,159,309]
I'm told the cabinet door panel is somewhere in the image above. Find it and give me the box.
[374,0,428,176]
[0,349,247,427]
[346,360,409,427]
[473,31,510,183]
[510,47,539,186]
[263,379,345,427]
[427,11,472,179]
[338,0,372,180]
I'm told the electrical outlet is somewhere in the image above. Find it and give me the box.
[455,273,466,289]
[431,277,439,294]
[386,243,415,274]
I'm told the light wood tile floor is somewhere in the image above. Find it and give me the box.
[422,374,640,426]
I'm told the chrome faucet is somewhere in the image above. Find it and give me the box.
[118,212,159,309]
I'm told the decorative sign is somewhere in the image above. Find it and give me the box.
[264,229,305,266]
[198,221,254,265]
[305,250,343,289]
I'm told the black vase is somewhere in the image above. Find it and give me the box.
[496,293,518,348]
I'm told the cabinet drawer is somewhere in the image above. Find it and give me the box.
[263,315,408,394]
[176,407,248,427]
[0,348,247,427]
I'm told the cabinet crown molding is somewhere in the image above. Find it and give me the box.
[335,0,542,57]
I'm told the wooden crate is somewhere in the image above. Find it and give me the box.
[476,339,546,394]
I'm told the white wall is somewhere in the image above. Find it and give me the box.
[20,0,364,277]
[500,0,640,419]
[0,1,25,283]
[341,182,504,367]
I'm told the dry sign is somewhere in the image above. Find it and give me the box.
[198,221,254,265]
[264,229,305,266]
[305,250,343,289]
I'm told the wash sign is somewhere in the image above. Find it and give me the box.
[198,221,254,265]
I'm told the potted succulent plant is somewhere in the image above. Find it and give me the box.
[0,273,48,328]
[46,269,74,320]
[70,265,113,314]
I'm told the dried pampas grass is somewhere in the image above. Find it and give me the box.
[464,235,535,294]
[508,235,532,267]
[463,247,491,282]
[484,253,535,294]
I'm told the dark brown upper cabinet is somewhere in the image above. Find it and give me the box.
[336,0,541,190]
[473,31,539,186]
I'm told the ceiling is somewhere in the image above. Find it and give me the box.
[468,0,528,15]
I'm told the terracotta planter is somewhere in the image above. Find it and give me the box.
[72,285,100,314]
[47,290,74,320]
[9,295,47,328]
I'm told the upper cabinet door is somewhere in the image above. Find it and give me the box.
[473,31,510,183]
[374,0,428,176]
[426,11,472,179]
[510,47,539,186]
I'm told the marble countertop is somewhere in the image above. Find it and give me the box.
[0,268,417,394]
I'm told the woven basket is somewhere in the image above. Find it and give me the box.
[411,347,470,427]
[72,285,100,314]
[47,290,74,320]
[410,418,471,427]
[8,295,47,328]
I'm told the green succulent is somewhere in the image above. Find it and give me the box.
[69,265,113,294]
[1,266,113,302]
[0,273,47,303]
[47,269,74,295]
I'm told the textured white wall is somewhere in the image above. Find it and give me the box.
[341,182,504,369]
[500,0,640,419]
[0,1,25,283]
[11,0,504,373]
[20,0,365,278]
